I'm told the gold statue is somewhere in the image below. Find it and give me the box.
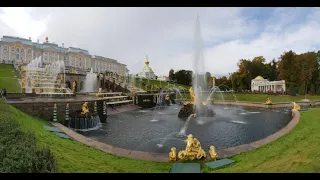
[72,81,76,93]
[189,87,196,104]
[32,80,36,88]
[209,145,218,161]
[81,102,90,116]
[60,74,63,81]
[169,147,177,161]
[266,98,272,105]
[292,102,300,111]
[177,134,206,161]
[21,78,26,88]
[96,88,103,99]
[165,94,169,100]
[54,103,57,109]
[66,103,69,108]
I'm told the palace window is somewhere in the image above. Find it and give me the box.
[16,48,19,53]
[16,54,19,60]
[21,48,24,53]
[4,46,7,51]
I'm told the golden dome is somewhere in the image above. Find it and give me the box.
[145,55,149,65]
[254,76,264,80]
[45,36,48,42]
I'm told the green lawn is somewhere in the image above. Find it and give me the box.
[0,99,170,172]
[134,77,190,91]
[210,93,320,103]
[204,108,320,173]
[0,64,21,93]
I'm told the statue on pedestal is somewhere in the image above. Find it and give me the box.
[177,134,206,161]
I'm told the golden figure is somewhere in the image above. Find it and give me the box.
[60,74,63,81]
[177,134,206,161]
[81,102,90,116]
[96,88,103,99]
[32,80,36,88]
[292,102,300,111]
[21,78,26,88]
[66,103,69,109]
[189,87,196,104]
[54,103,57,109]
[169,147,177,161]
[165,94,169,100]
[209,145,218,161]
[72,81,76,93]
[266,98,272,105]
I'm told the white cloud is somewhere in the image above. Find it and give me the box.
[0,7,319,77]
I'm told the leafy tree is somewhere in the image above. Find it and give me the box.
[316,85,320,95]
[298,82,306,95]
[288,83,296,96]
[169,69,175,81]
[309,84,316,95]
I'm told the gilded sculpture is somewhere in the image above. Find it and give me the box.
[81,102,90,116]
[60,74,63,81]
[209,145,218,160]
[32,80,36,88]
[189,87,196,104]
[72,81,76,93]
[169,147,177,161]
[21,78,26,88]
[266,98,272,105]
[292,102,301,111]
[97,88,103,99]
[177,134,206,161]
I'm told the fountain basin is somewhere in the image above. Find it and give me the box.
[81,104,292,154]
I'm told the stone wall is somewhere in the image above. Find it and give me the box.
[10,101,100,123]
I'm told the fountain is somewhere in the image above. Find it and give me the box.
[80,14,293,159]
[83,68,98,92]
[177,15,215,119]
[22,56,73,97]
[67,102,101,132]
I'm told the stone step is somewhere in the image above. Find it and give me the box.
[107,100,133,105]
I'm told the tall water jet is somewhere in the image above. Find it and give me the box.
[192,14,206,110]
[177,14,215,119]
[83,68,98,92]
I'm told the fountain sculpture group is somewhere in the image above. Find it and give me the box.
[178,87,215,118]
[169,134,218,161]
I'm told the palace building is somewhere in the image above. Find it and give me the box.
[251,76,286,92]
[0,36,127,76]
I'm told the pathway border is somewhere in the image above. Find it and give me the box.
[51,104,301,162]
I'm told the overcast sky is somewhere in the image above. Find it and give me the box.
[1,7,320,77]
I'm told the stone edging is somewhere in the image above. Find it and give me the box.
[51,110,300,162]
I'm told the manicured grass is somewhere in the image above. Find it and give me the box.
[203,108,320,173]
[213,93,320,103]
[134,77,190,91]
[0,64,21,93]
[0,99,171,172]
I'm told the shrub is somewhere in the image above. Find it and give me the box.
[0,98,57,173]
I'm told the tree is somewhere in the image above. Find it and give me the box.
[298,82,306,95]
[288,83,296,96]
[205,72,211,88]
[174,70,192,86]
[278,50,296,86]
[169,69,175,81]
[316,85,320,95]
[309,84,316,95]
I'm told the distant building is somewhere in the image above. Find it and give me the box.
[158,76,169,81]
[138,55,156,80]
[0,35,127,76]
[251,76,286,92]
